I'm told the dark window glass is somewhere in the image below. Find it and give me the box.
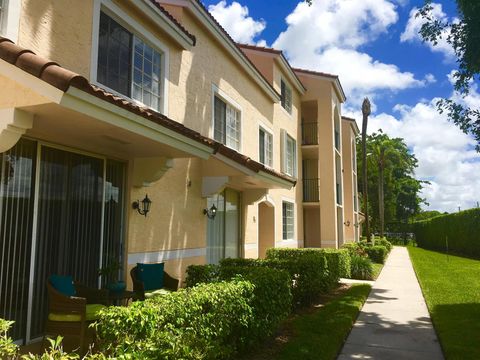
[98,12,132,96]
[259,128,265,164]
[214,96,226,143]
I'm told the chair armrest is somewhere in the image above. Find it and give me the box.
[75,283,110,305]
[48,282,87,316]
[164,272,179,291]
[131,267,145,300]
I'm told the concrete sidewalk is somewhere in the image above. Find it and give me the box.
[338,247,444,359]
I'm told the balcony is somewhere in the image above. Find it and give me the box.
[303,178,319,202]
[302,122,318,145]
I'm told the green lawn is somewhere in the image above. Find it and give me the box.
[278,284,371,360]
[372,263,383,279]
[408,246,480,359]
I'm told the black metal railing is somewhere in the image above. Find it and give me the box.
[302,122,318,145]
[303,178,319,202]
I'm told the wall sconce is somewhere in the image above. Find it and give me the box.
[132,194,152,217]
[344,220,351,227]
[203,204,217,219]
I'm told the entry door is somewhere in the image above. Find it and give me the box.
[206,189,240,264]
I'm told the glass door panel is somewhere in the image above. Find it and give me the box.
[206,193,225,264]
[0,139,37,341]
[30,146,104,339]
[224,189,239,259]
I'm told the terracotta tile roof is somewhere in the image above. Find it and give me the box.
[183,0,280,99]
[293,67,339,80]
[150,0,196,45]
[0,37,295,186]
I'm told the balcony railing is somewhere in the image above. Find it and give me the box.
[303,178,319,202]
[302,122,318,145]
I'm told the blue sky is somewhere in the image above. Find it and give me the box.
[203,0,480,212]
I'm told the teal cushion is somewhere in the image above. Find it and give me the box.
[50,275,76,297]
[137,263,164,291]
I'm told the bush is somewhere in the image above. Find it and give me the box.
[95,280,255,359]
[184,264,220,287]
[413,208,480,257]
[375,239,393,252]
[342,243,368,258]
[365,245,388,264]
[350,255,374,280]
[266,248,349,305]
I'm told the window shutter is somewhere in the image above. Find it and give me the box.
[286,86,292,114]
[281,129,287,173]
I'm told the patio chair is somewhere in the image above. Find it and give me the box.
[45,275,109,354]
[130,263,179,300]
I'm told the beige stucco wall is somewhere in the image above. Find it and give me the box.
[342,121,355,243]
[18,0,94,78]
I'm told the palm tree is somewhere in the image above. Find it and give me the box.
[361,98,371,242]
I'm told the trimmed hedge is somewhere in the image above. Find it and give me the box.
[413,208,480,257]
[364,245,388,264]
[95,280,256,359]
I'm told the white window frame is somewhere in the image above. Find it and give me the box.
[258,124,273,168]
[91,0,170,115]
[281,130,297,177]
[282,200,295,241]
[211,84,243,152]
[0,0,20,42]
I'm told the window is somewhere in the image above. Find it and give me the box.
[282,201,294,240]
[281,79,292,114]
[214,95,241,151]
[97,12,164,112]
[0,0,7,35]
[282,131,297,176]
[259,127,273,167]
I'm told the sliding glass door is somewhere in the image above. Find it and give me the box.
[0,140,126,343]
[0,139,37,341]
[206,189,240,264]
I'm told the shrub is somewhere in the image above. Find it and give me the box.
[266,248,348,305]
[350,255,374,280]
[413,208,480,257]
[375,238,393,252]
[0,319,18,360]
[184,264,220,287]
[95,280,255,359]
[342,243,368,258]
[219,266,292,342]
[365,245,388,264]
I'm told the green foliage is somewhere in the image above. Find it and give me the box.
[0,319,18,359]
[184,264,220,287]
[418,1,480,150]
[266,248,348,305]
[95,280,255,359]
[412,210,445,222]
[375,238,393,252]
[413,208,480,257]
[219,266,292,341]
[350,255,374,280]
[357,132,425,234]
[408,247,480,359]
[277,284,371,360]
[364,245,388,264]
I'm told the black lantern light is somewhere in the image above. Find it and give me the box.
[133,194,152,217]
[203,204,217,219]
[344,220,351,227]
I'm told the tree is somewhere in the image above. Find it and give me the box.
[418,1,480,151]
[361,98,371,242]
[357,132,425,236]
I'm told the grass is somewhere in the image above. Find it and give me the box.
[371,262,383,279]
[408,246,480,359]
[277,284,371,360]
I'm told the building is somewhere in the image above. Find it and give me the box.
[0,0,358,344]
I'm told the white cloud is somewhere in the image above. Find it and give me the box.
[272,0,426,108]
[400,3,455,60]
[208,1,266,44]
[366,99,480,212]
[424,73,436,84]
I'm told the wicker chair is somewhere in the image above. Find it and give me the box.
[45,279,109,354]
[130,265,179,300]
